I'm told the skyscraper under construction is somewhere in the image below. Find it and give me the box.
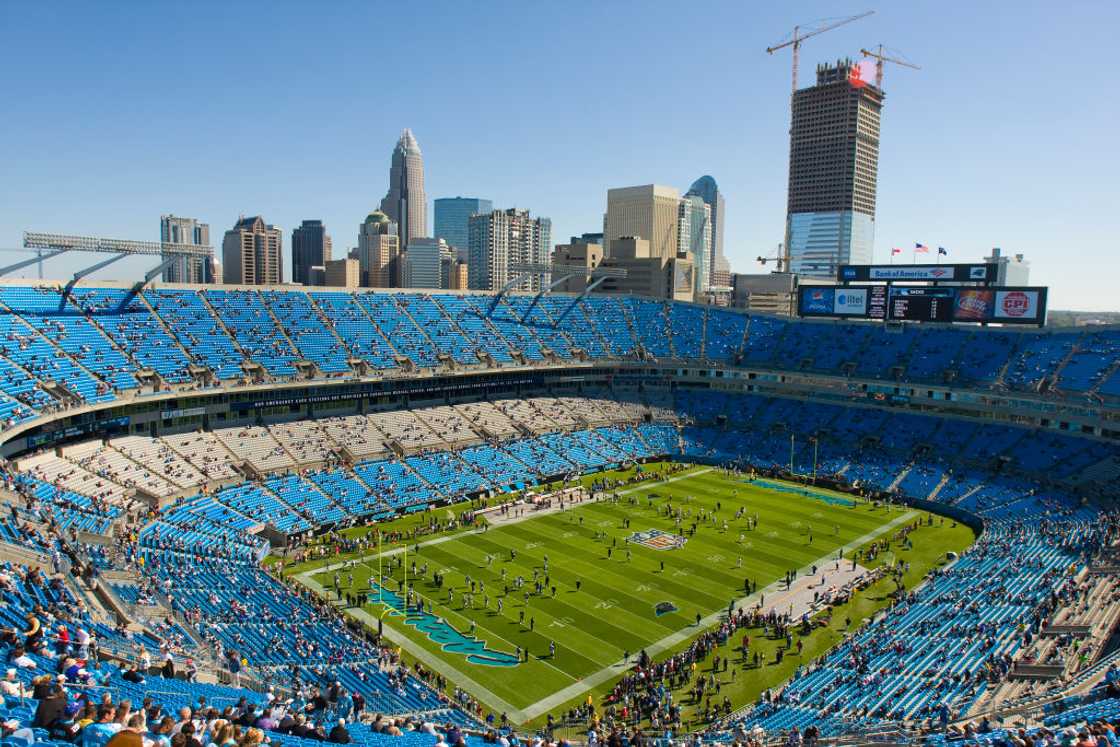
[785,59,883,279]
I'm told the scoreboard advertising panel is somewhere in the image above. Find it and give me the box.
[798,285,1047,325]
[798,286,869,317]
[838,263,998,283]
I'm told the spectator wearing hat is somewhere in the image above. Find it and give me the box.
[48,701,83,743]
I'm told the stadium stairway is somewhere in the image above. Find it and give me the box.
[392,295,449,364]
[887,465,913,492]
[927,472,954,502]
[195,290,251,370]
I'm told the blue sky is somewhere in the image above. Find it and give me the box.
[1,0,1116,310]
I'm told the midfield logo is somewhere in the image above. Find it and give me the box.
[628,528,687,551]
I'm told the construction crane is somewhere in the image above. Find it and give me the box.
[757,243,788,273]
[860,45,920,89]
[767,11,874,93]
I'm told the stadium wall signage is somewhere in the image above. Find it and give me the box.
[838,263,997,283]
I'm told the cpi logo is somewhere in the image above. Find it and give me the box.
[1001,291,1031,317]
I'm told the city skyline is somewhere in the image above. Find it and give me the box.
[0,2,1116,309]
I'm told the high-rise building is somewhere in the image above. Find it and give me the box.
[467,209,551,292]
[324,258,360,288]
[594,237,694,303]
[786,59,883,279]
[354,211,400,287]
[402,237,451,289]
[731,272,797,316]
[685,176,726,290]
[380,129,427,248]
[221,216,282,285]
[679,195,712,293]
[160,215,214,284]
[446,259,469,290]
[710,255,732,290]
[434,197,493,262]
[552,240,604,294]
[604,185,681,260]
[291,220,332,286]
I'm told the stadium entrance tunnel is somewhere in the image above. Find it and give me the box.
[370,581,521,667]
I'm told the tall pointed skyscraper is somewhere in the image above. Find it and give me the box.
[380,129,427,247]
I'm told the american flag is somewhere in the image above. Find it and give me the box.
[914,243,930,253]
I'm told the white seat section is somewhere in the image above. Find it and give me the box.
[70,441,178,497]
[109,436,208,490]
[414,405,479,445]
[214,425,295,473]
[596,390,648,421]
[22,451,132,505]
[269,420,337,465]
[559,395,614,425]
[162,430,242,482]
[492,398,547,432]
[369,409,442,450]
[320,414,390,460]
[530,397,579,428]
[453,400,519,437]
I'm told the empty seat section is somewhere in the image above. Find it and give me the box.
[145,288,244,379]
[1,285,139,390]
[356,293,439,367]
[70,287,194,383]
[627,298,672,357]
[308,291,398,368]
[433,295,514,362]
[261,290,351,373]
[704,308,748,363]
[205,289,299,376]
[401,294,476,364]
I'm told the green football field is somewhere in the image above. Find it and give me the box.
[289,463,972,723]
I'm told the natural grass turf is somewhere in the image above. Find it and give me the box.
[289,463,972,723]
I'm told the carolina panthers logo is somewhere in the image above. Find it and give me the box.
[629,528,687,551]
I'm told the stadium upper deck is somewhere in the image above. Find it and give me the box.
[0,281,1119,439]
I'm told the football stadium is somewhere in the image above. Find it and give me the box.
[0,281,1118,747]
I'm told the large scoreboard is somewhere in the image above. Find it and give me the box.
[798,284,1047,325]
